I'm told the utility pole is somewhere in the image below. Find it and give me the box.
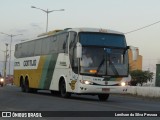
[4,43,8,85]
[31,6,64,32]
[0,32,22,75]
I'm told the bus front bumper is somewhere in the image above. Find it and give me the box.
[77,84,129,94]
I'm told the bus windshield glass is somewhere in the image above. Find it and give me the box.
[79,32,128,76]
[79,32,126,47]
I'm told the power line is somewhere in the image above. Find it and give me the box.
[125,20,160,34]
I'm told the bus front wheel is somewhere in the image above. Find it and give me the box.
[59,79,71,98]
[98,94,109,101]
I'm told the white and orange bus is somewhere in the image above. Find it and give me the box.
[14,28,135,101]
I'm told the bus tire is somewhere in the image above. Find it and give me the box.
[59,79,71,98]
[51,90,60,96]
[30,88,37,93]
[24,79,30,93]
[20,79,25,92]
[98,94,109,101]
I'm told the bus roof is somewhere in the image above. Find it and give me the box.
[67,28,124,35]
[17,27,124,45]
[37,27,124,37]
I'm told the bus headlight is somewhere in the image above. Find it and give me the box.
[121,82,126,86]
[80,80,93,85]
[0,78,4,82]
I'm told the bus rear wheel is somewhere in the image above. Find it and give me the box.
[98,94,109,101]
[59,79,71,98]
[20,80,25,92]
[24,80,30,93]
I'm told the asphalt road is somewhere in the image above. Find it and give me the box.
[0,85,160,120]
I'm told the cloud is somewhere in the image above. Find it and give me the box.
[30,23,42,29]
[16,29,28,33]
[5,28,29,34]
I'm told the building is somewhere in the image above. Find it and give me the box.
[128,47,142,71]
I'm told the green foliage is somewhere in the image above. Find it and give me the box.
[130,70,154,86]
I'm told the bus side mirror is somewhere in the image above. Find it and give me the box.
[128,46,138,61]
[76,42,82,58]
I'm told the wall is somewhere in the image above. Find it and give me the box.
[127,86,160,98]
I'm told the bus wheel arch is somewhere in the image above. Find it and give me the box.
[59,77,71,98]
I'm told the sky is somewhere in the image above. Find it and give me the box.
[0,0,160,75]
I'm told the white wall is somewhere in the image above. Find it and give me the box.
[127,86,160,98]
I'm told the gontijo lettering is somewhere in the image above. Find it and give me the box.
[23,60,36,66]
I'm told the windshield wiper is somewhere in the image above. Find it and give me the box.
[96,58,119,76]
[95,58,105,75]
[109,61,119,75]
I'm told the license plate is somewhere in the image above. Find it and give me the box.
[102,88,110,92]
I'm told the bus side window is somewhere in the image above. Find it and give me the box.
[21,42,28,57]
[57,32,68,53]
[28,41,35,57]
[34,39,42,56]
[50,36,58,53]
[69,32,78,73]
[15,44,22,58]
[42,37,50,55]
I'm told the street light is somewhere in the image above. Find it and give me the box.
[31,6,64,32]
[0,44,8,85]
[4,43,8,85]
[0,32,22,75]
[0,49,6,77]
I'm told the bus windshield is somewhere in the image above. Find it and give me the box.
[79,32,128,76]
[79,32,126,47]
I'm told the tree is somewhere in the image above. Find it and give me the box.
[130,70,153,86]
[144,71,154,82]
